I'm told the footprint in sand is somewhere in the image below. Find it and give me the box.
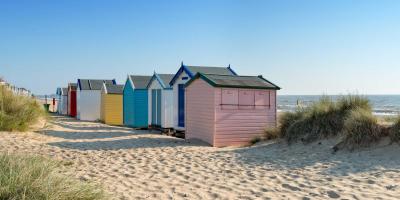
[282,184,301,191]
[327,190,340,199]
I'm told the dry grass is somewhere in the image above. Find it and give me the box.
[0,85,45,131]
[268,95,400,151]
[281,95,371,144]
[390,117,400,143]
[337,108,383,150]
[264,127,282,140]
[0,153,106,200]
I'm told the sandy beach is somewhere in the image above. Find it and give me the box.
[0,115,399,200]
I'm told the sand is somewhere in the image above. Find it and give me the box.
[0,115,399,200]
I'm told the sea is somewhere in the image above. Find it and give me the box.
[278,95,400,116]
[38,94,400,116]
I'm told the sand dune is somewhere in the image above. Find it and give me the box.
[0,115,399,200]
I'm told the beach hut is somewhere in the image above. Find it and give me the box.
[147,73,174,129]
[67,83,77,117]
[77,79,116,121]
[56,87,62,114]
[169,62,237,131]
[123,75,152,128]
[100,84,124,125]
[185,73,281,147]
[57,87,68,115]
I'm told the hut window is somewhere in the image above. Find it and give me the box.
[221,89,238,105]
[239,90,255,108]
[255,91,270,107]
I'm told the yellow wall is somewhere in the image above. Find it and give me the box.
[101,93,123,125]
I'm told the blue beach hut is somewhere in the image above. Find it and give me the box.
[123,75,152,128]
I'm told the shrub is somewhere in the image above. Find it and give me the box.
[336,108,382,150]
[0,153,106,200]
[0,85,45,131]
[281,95,372,144]
[390,117,400,143]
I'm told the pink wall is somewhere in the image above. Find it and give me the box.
[185,78,278,147]
[185,79,215,145]
[214,89,276,147]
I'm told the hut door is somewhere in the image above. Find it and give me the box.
[151,89,162,126]
[156,89,162,126]
[178,84,185,127]
[151,90,157,126]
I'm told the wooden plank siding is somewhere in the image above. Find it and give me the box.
[185,79,215,145]
[213,89,276,147]
[101,94,123,125]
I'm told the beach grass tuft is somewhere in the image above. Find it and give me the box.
[264,127,282,140]
[281,95,372,144]
[0,153,106,200]
[338,108,383,150]
[390,117,400,143]
[0,85,45,131]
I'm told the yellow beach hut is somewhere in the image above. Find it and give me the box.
[100,83,124,125]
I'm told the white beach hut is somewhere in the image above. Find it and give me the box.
[147,73,174,129]
[58,87,68,115]
[77,79,116,121]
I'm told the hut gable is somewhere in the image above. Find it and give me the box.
[147,73,174,89]
[103,84,124,94]
[128,75,152,89]
[61,88,68,96]
[169,63,237,86]
[78,79,116,90]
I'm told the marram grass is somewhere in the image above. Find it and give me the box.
[0,153,107,200]
[280,95,372,144]
[390,117,400,143]
[0,85,45,131]
[339,108,382,150]
[265,95,399,150]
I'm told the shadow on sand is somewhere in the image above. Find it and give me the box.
[49,115,135,131]
[40,129,151,140]
[228,139,400,176]
[47,137,204,150]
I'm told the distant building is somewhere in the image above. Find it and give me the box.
[0,77,32,97]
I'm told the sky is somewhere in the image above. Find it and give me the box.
[1,0,400,95]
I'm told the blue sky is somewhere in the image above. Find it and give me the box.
[1,0,399,95]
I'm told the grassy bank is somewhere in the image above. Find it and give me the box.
[265,95,399,150]
[0,153,106,200]
[0,85,45,131]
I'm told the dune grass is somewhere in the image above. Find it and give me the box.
[265,95,400,150]
[338,108,383,150]
[0,85,45,131]
[280,95,371,144]
[390,117,400,143]
[0,153,106,200]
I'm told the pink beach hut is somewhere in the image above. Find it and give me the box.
[185,73,281,147]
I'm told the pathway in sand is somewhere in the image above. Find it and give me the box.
[0,115,400,199]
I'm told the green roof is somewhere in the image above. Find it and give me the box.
[185,73,281,90]
[186,66,235,76]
